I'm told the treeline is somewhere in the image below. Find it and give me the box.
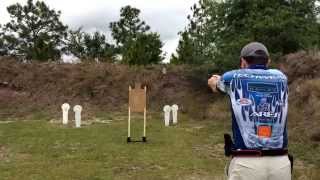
[172,0,320,70]
[0,0,163,65]
[0,0,320,70]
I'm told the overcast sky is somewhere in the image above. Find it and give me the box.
[0,0,198,61]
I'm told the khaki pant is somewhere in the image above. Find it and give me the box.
[227,155,291,180]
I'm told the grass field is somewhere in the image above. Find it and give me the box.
[0,112,319,180]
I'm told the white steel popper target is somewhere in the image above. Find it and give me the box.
[61,103,70,125]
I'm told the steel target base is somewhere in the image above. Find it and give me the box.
[127,137,147,143]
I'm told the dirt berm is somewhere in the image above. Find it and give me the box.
[279,51,320,142]
[0,58,215,119]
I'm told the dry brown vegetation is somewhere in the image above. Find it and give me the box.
[278,51,320,144]
[0,58,214,120]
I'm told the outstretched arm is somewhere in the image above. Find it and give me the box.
[208,75,221,93]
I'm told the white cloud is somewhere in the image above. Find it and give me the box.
[0,0,198,61]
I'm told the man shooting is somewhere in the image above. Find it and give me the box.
[208,42,291,180]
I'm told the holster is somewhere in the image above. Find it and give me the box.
[288,154,294,174]
[224,133,233,157]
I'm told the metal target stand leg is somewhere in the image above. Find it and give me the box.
[127,107,132,143]
[142,107,147,142]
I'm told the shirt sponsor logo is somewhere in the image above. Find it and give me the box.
[250,112,279,118]
[236,98,252,106]
[233,73,276,79]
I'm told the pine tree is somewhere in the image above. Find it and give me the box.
[110,5,163,65]
[2,0,68,61]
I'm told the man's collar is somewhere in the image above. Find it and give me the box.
[248,64,267,70]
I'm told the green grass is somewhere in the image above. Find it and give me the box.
[0,113,319,180]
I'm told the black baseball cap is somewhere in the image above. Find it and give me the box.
[240,42,269,58]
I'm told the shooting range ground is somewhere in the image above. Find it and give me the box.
[0,111,319,179]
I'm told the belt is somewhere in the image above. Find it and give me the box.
[232,149,288,157]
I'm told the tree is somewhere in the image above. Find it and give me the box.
[67,28,85,59]
[123,33,163,65]
[83,31,116,61]
[174,0,320,70]
[110,5,150,46]
[0,26,7,56]
[170,31,197,64]
[67,28,117,62]
[110,5,163,65]
[171,1,216,65]
[2,0,68,61]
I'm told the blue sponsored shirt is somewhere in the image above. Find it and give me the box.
[217,65,288,150]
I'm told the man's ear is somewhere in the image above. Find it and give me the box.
[267,58,271,66]
[240,58,248,69]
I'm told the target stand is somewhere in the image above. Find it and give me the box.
[127,83,147,143]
